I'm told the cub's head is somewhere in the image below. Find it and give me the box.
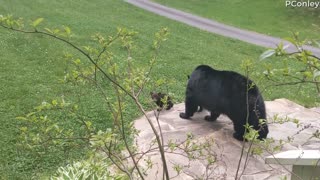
[150,91,162,101]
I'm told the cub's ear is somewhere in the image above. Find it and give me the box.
[187,75,190,79]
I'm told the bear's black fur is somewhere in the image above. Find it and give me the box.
[187,75,203,113]
[180,65,268,141]
[150,92,174,111]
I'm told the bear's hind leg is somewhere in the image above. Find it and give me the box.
[249,106,268,140]
[232,122,246,141]
[254,118,268,140]
[205,111,220,121]
[257,124,268,140]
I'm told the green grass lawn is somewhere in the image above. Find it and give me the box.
[153,0,320,40]
[1,0,319,179]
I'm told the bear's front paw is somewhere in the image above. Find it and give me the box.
[233,132,244,141]
[179,113,190,119]
[204,115,217,121]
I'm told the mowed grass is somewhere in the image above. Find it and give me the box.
[0,0,319,179]
[153,0,320,40]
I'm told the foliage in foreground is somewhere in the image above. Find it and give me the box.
[260,32,320,95]
[50,156,125,180]
[1,14,320,180]
[0,14,235,179]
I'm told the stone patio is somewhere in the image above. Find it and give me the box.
[134,99,320,179]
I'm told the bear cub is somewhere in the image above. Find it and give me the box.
[150,92,174,111]
[180,65,268,141]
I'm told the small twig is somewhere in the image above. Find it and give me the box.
[287,51,320,61]
[101,145,132,179]
[235,65,251,180]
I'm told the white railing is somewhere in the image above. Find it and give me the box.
[265,150,320,180]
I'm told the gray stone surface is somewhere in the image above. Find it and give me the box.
[134,99,320,179]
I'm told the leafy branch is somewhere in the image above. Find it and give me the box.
[1,15,171,179]
[260,33,320,96]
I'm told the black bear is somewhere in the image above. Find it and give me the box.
[180,65,268,141]
[187,75,203,113]
[150,92,174,111]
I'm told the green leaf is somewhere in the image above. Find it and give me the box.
[259,49,275,60]
[44,28,53,34]
[31,18,44,28]
[304,71,313,78]
[313,40,320,48]
[313,70,320,81]
[20,127,28,132]
[284,37,296,45]
[64,26,71,35]
[26,112,36,117]
[282,44,290,51]
[73,59,81,65]
[16,116,27,121]
[52,99,58,106]
[53,28,60,34]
